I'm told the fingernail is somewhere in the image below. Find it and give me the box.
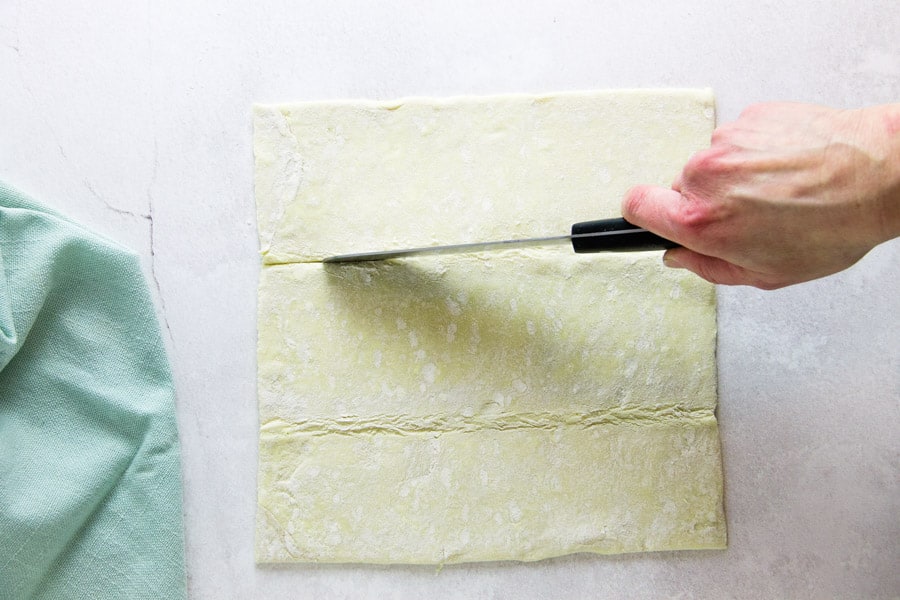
[663,253,684,269]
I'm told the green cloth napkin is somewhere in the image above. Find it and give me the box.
[0,181,186,599]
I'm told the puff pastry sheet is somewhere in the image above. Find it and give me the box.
[254,90,725,564]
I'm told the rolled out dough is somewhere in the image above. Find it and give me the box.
[254,90,725,564]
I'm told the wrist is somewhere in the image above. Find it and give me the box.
[854,104,900,243]
[878,104,900,240]
[864,104,900,243]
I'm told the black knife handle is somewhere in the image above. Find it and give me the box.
[570,217,678,253]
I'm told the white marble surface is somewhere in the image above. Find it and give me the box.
[2,1,898,598]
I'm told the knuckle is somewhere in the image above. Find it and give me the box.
[682,150,732,190]
[673,197,720,234]
[709,121,738,145]
[691,147,737,174]
[710,128,729,145]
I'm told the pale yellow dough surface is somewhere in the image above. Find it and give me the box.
[254,90,725,564]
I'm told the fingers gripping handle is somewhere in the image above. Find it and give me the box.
[570,218,678,253]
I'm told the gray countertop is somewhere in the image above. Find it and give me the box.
[2,1,898,597]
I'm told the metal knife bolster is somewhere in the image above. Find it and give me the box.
[570,218,677,253]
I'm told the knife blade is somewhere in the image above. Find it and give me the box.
[322,217,677,263]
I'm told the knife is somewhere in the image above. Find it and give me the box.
[322,217,677,263]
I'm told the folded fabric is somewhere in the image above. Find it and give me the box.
[0,181,186,599]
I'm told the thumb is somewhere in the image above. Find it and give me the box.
[621,185,685,242]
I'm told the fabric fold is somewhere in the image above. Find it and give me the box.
[0,239,18,357]
[0,181,186,599]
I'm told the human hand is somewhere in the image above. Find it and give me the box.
[622,102,900,289]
